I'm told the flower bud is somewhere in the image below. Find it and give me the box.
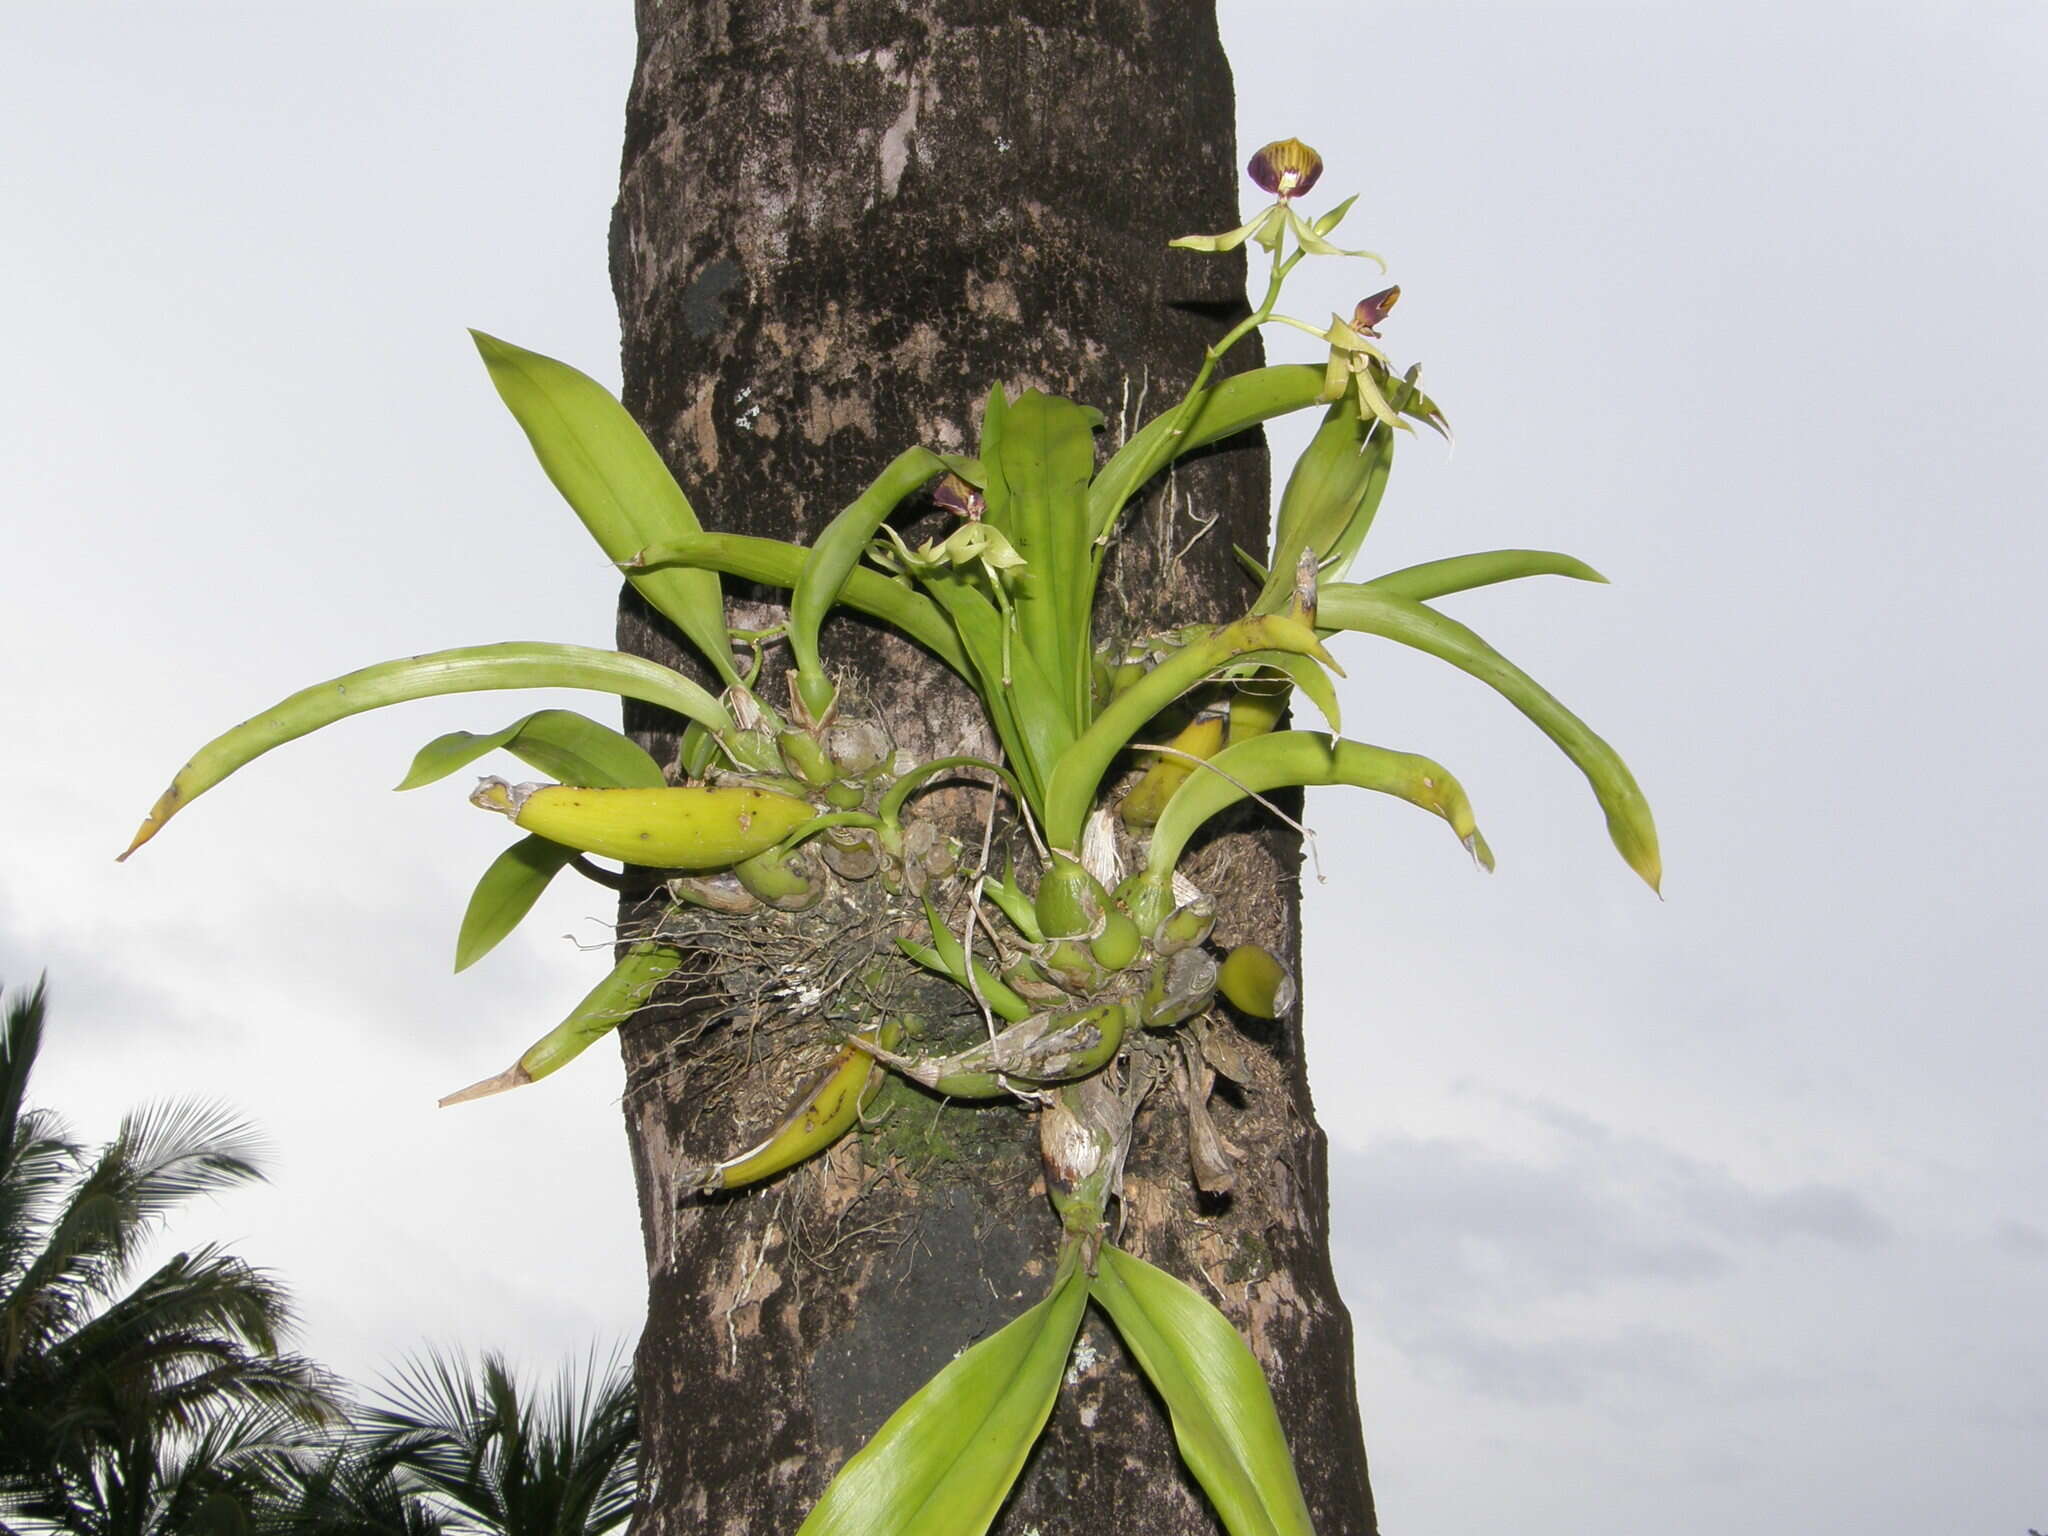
[1353,285,1400,336]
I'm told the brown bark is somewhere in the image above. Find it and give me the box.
[609,3,1377,1531]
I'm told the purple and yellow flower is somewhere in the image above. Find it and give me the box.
[1170,137,1385,267]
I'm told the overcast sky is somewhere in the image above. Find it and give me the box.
[2,4,2043,1534]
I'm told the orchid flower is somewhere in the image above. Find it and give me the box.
[1171,138,1385,269]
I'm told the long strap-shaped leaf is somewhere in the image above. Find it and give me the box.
[1091,1245,1316,1536]
[796,1254,1090,1536]
[1043,616,1340,852]
[1318,584,1661,891]
[1357,548,1606,603]
[915,571,1070,816]
[120,644,732,858]
[789,445,947,719]
[1138,729,1490,890]
[992,389,1098,734]
[629,532,971,679]
[472,331,740,687]
[1088,365,1327,546]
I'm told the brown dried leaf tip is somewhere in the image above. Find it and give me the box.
[1247,137,1324,200]
[1352,285,1400,336]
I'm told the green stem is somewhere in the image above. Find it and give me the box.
[894,936,1035,1026]
[1086,247,1305,576]
[878,756,1024,839]
[772,812,884,858]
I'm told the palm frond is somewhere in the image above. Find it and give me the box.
[48,1247,302,1398]
[0,1109,82,1299]
[106,1102,268,1213]
[0,979,57,1181]
[359,1347,638,1536]
[265,1443,451,1536]
[3,1110,273,1362]
[0,982,329,1536]
[145,1352,339,1439]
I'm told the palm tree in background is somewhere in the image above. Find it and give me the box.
[262,1440,448,1536]
[348,1350,636,1536]
[0,977,636,1536]
[0,976,336,1535]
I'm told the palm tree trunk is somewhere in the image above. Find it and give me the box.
[610,3,1378,1531]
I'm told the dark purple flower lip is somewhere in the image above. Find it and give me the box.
[933,472,985,521]
[1247,137,1323,199]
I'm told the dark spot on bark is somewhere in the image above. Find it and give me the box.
[808,1185,1041,1455]
[681,258,744,340]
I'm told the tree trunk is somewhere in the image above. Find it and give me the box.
[609,3,1377,1532]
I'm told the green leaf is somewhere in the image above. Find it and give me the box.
[1140,729,1490,887]
[790,446,947,719]
[454,834,577,973]
[977,383,1010,504]
[120,643,732,859]
[1091,1245,1315,1536]
[519,941,679,1080]
[1255,394,1391,614]
[992,390,1098,732]
[1043,616,1341,852]
[677,718,720,779]
[915,571,1070,814]
[1218,653,1341,735]
[797,1256,1090,1536]
[472,331,739,685]
[1358,548,1607,603]
[877,755,1028,835]
[443,941,682,1095]
[396,709,666,792]
[1089,365,1327,546]
[1318,584,1661,891]
[629,531,971,680]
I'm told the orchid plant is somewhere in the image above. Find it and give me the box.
[123,139,1659,1535]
